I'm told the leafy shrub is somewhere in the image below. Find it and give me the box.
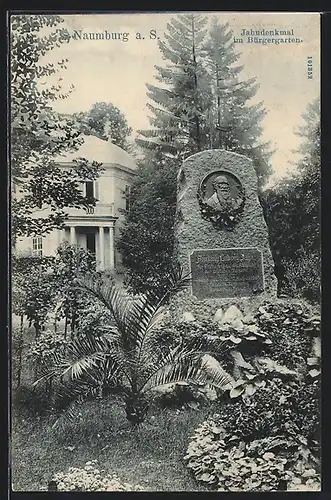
[283,249,321,303]
[52,460,145,491]
[156,306,319,403]
[185,375,320,491]
[74,301,115,338]
[212,379,320,443]
[12,384,51,417]
[157,317,272,369]
[153,301,320,420]
[185,424,320,491]
[160,300,320,379]
[12,254,57,336]
[27,330,69,363]
[254,302,320,372]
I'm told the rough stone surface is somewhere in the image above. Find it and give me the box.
[221,305,244,325]
[168,293,313,323]
[213,308,224,323]
[174,149,277,301]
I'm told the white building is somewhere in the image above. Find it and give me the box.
[15,135,138,271]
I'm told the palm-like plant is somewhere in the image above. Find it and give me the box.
[36,269,234,426]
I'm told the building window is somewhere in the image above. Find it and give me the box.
[32,237,43,257]
[86,181,94,199]
[125,185,131,212]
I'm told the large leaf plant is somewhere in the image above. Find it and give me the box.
[35,269,234,426]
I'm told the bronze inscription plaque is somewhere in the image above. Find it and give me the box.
[190,248,264,300]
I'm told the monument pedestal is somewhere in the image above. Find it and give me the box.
[173,149,277,316]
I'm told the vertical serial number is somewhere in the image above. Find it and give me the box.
[307,56,313,79]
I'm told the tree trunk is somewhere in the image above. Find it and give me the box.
[191,16,201,152]
[46,376,53,401]
[216,65,222,148]
[70,316,75,339]
[125,395,149,426]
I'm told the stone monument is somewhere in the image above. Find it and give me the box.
[173,149,277,308]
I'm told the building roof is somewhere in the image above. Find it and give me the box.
[54,135,137,171]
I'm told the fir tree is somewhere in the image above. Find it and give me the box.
[204,18,272,186]
[136,13,212,159]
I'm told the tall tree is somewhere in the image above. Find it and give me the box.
[11,15,100,239]
[263,98,320,301]
[204,18,272,186]
[117,153,178,296]
[71,102,133,150]
[293,97,320,254]
[119,14,212,295]
[136,13,212,160]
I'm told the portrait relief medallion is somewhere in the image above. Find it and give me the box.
[198,170,245,230]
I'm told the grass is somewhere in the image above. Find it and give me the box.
[11,395,213,492]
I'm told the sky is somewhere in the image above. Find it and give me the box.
[40,12,320,187]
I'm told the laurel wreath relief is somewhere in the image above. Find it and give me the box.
[197,184,246,231]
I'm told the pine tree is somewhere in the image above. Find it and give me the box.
[136,13,212,160]
[204,18,272,186]
[119,14,213,294]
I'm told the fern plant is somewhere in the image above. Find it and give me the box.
[35,270,234,426]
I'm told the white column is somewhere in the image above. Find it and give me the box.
[109,226,115,270]
[70,226,76,245]
[99,226,105,271]
[57,229,65,247]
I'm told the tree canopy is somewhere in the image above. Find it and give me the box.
[70,102,133,151]
[263,98,320,302]
[11,15,101,239]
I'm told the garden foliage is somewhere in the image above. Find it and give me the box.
[185,418,320,491]
[52,460,145,491]
[185,379,320,490]
[156,299,320,401]
[34,271,234,426]
[263,98,320,302]
[183,300,320,491]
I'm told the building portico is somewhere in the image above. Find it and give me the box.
[15,135,138,269]
[63,219,117,271]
